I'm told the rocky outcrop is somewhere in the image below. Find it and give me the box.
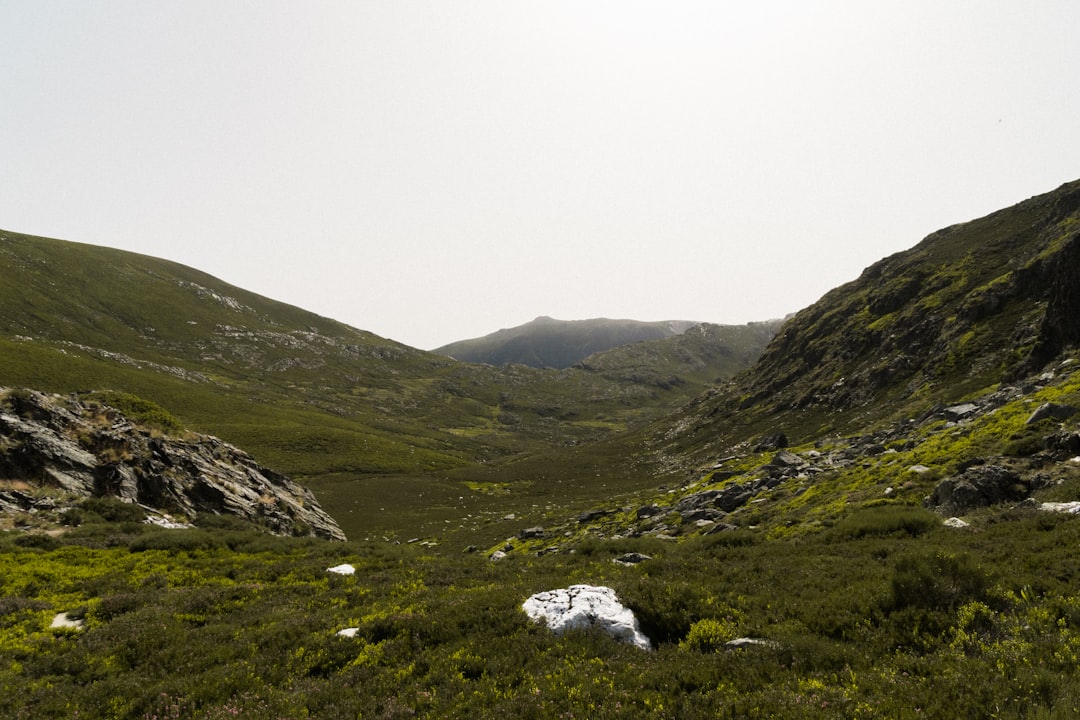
[522,585,651,650]
[924,465,1029,516]
[0,388,345,540]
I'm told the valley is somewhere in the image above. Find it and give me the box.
[3,178,1080,717]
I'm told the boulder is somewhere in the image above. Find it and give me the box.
[327,564,356,575]
[522,585,651,650]
[0,388,346,540]
[613,552,652,566]
[943,403,979,422]
[1039,501,1080,514]
[769,450,804,468]
[1027,402,1079,426]
[925,465,1028,516]
[1046,431,1080,459]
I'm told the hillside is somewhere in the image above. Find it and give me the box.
[0,230,773,539]
[7,180,1080,718]
[434,316,705,369]
[655,177,1080,468]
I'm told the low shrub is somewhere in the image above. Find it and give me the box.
[890,551,989,611]
[79,496,146,523]
[834,505,940,539]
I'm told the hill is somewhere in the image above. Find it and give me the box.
[656,177,1080,468]
[0,230,773,539]
[434,316,709,369]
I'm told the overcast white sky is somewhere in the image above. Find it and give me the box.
[2,2,1078,350]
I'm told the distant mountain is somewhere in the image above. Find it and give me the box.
[575,320,783,388]
[434,316,757,369]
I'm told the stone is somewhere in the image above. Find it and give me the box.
[943,403,979,422]
[522,585,651,650]
[770,450,804,468]
[908,464,932,474]
[612,552,652,566]
[1026,402,1079,426]
[724,637,779,650]
[925,465,1028,516]
[1047,431,1080,459]
[489,550,507,562]
[327,563,356,575]
[0,388,346,540]
[50,612,84,631]
[336,627,360,638]
[943,517,969,528]
[1039,501,1080,514]
[518,526,546,540]
[636,504,663,518]
[680,507,725,523]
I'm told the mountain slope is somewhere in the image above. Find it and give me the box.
[658,177,1080,466]
[434,316,704,369]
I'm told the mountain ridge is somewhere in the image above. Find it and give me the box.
[434,315,765,369]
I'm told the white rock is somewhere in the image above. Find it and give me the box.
[336,627,359,638]
[327,563,356,575]
[908,465,932,474]
[943,517,969,528]
[522,584,651,650]
[50,612,84,631]
[144,514,193,530]
[1039,501,1080,514]
[724,637,779,650]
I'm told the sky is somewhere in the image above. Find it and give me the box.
[2,2,1079,350]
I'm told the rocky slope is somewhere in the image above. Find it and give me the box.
[657,178,1080,466]
[0,388,345,540]
[496,354,1080,555]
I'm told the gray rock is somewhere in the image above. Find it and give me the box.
[1026,402,1079,426]
[0,388,345,540]
[925,464,1028,516]
[636,504,663,518]
[770,450,804,468]
[518,526,546,540]
[613,552,652,566]
[578,508,615,523]
[944,403,979,422]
